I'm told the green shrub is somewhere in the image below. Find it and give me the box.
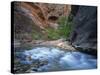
[58,16,72,39]
[31,15,73,40]
[45,28,60,40]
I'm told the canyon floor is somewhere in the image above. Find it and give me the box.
[14,39,76,52]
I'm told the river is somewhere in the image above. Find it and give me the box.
[15,46,97,73]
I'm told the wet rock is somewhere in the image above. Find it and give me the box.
[31,68,38,71]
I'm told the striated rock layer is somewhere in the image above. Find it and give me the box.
[13,2,71,30]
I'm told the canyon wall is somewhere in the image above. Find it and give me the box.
[13,2,71,41]
[13,2,71,31]
[12,2,71,49]
[69,6,97,55]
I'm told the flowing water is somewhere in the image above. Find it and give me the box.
[15,46,97,72]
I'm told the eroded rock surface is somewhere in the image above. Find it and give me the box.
[69,6,97,55]
[13,2,71,29]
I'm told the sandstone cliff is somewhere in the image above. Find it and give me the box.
[14,2,71,30]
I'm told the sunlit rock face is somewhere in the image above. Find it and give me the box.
[16,46,97,72]
[69,6,97,55]
[13,2,71,29]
